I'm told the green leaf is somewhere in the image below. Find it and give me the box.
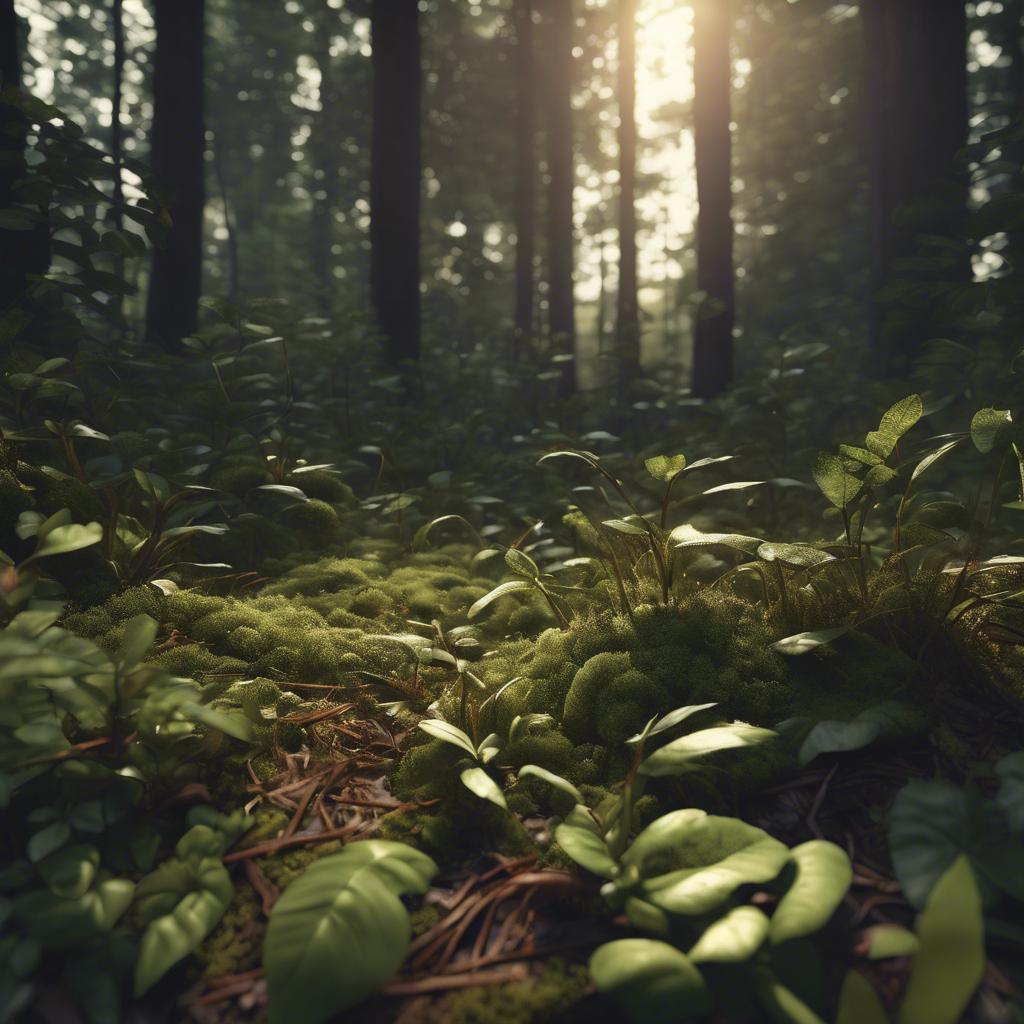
[416,719,479,759]
[628,703,718,744]
[813,453,863,509]
[671,525,763,554]
[836,972,888,1024]
[183,703,254,743]
[589,939,713,1023]
[640,725,776,777]
[898,857,985,1024]
[863,924,920,960]
[772,627,849,656]
[27,823,71,863]
[134,858,234,994]
[865,395,923,459]
[554,823,618,879]
[994,751,1024,832]
[518,764,584,804]
[263,841,437,1024]
[644,454,687,482]
[37,845,99,899]
[467,579,534,619]
[603,517,651,536]
[504,547,540,579]
[797,702,923,765]
[689,905,769,963]
[757,542,834,568]
[770,841,852,944]
[24,521,103,563]
[635,813,790,915]
[17,879,134,947]
[754,968,827,1024]
[911,439,961,482]
[970,407,1012,454]
[117,614,158,670]
[460,767,507,809]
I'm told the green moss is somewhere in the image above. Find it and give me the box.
[287,469,353,504]
[196,887,262,979]
[442,959,592,1024]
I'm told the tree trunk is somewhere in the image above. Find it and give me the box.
[0,0,48,309]
[690,0,735,398]
[370,0,421,377]
[861,0,968,368]
[513,0,535,354]
[1001,0,1024,270]
[311,11,340,315]
[546,0,575,396]
[145,0,206,350]
[616,0,640,380]
[111,0,125,224]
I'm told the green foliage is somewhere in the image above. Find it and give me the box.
[263,840,438,1024]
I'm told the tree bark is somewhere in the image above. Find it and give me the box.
[513,0,535,354]
[0,0,48,309]
[861,0,968,368]
[145,0,206,350]
[691,0,735,398]
[370,0,421,376]
[616,0,640,380]
[111,0,125,225]
[311,10,340,315]
[545,0,576,396]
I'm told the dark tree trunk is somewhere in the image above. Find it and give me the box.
[111,0,125,224]
[0,0,48,310]
[861,0,968,368]
[545,0,575,396]
[513,0,535,353]
[145,0,206,350]
[691,0,735,398]
[370,0,421,377]
[616,0,640,380]
[311,11,340,316]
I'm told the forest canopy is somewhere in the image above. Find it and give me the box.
[0,2,1023,1023]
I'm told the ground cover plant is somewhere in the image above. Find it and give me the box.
[2,2,1024,1022]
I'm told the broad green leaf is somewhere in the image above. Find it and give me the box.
[37,844,100,899]
[672,525,763,554]
[899,857,985,1024]
[24,522,103,563]
[689,905,769,963]
[813,453,863,509]
[460,767,507,809]
[640,725,776,777]
[504,547,540,579]
[644,454,687,482]
[772,627,849,656]
[635,813,789,915]
[970,407,1012,454]
[554,823,618,879]
[416,719,479,759]
[263,841,437,1024]
[797,702,923,765]
[770,841,852,944]
[134,858,234,994]
[467,579,534,618]
[866,395,923,459]
[757,542,834,568]
[863,924,920,960]
[589,939,713,1023]
[518,764,584,804]
[836,971,888,1024]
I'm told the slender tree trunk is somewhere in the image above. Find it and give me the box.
[546,0,576,396]
[111,0,124,225]
[616,0,640,380]
[861,0,968,368]
[145,0,206,350]
[370,0,421,378]
[513,0,535,354]
[690,0,735,398]
[1,0,48,309]
[311,11,339,316]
